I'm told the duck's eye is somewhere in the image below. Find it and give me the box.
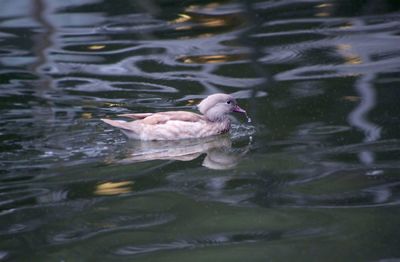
[226,100,231,104]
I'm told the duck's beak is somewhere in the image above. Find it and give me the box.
[233,105,246,114]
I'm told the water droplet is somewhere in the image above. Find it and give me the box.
[244,112,252,123]
[366,170,384,176]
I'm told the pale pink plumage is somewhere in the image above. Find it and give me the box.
[101,93,246,141]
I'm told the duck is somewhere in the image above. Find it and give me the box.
[101,93,247,140]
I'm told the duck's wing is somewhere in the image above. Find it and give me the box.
[120,111,205,125]
[143,111,205,125]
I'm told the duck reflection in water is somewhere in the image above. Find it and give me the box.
[112,135,250,170]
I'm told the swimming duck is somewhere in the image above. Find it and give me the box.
[101,93,247,140]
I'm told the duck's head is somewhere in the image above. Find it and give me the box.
[197,93,247,122]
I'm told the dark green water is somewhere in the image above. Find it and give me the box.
[1,0,400,261]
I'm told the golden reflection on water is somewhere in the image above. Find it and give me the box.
[175,25,192,31]
[170,1,245,36]
[316,3,333,8]
[336,23,363,65]
[339,22,354,30]
[172,13,229,28]
[315,2,333,17]
[172,13,240,30]
[94,181,134,196]
[178,53,247,64]
[201,17,228,27]
[186,99,196,106]
[88,45,106,50]
[81,112,92,119]
[315,12,330,17]
[342,96,361,102]
[104,102,126,108]
[345,55,362,65]
[172,14,191,24]
[336,44,363,65]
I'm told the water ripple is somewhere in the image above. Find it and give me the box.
[51,213,175,244]
[277,181,400,209]
[114,228,325,256]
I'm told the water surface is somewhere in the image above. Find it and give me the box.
[1,0,400,261]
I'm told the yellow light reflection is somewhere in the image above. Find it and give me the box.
[315,12,330,17]
[316,3,333,8]
[170,1,241,32]
[342,96,361,102]
[336,43,363,65]
[175,25,192,31]
[95,181,134,196]
[339,23,353,30]
[104,102,125,108]
[171,14,191,24]
[345,55,362,65]
[81,112,92,119]
[88,45,106,50]
[172,14,229,29]
[186,99,196,106]
[201,17,227,27]
[315,2,333,17]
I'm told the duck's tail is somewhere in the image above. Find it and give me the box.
[101,119,129,129]
[101,119,140,139]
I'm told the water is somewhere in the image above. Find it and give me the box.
[1,0,400,260]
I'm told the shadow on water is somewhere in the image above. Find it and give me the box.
[0,0,400,260]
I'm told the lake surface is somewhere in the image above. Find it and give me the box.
[1,0,400,260]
